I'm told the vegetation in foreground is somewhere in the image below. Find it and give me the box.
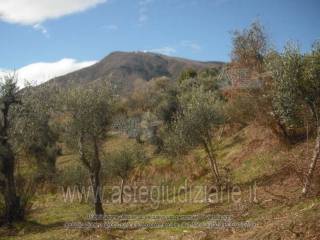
[0,21,319,239]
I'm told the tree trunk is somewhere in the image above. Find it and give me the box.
[0,104,21,224]
[78,135,104,215]
[78,133,91,169]
[91,138,104,215]
[120,178,124,204]
[202,139,221,185]
[208,154,221,187]
[208,139,220,180]
[302,125,320,196]
[2,146,21,224]
[91,172,104,215]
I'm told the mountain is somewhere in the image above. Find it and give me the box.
[48,51,224,92]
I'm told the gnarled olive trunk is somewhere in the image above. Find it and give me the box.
[78,134,104,215]
[91,138,104,215]
[0,104,21,224]
[2,149,21,224]
[90,171,104,215]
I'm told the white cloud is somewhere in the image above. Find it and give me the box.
[145,46,176,55]
[0,0,107,25]
[181,40,201,52]
[0,58,97,89]
[33,23,49,37]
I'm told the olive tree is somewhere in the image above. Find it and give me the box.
[165,86,224,186]
[107,145,146,203]
[13,85,60,179]
[267,42,320,196]
[301,42,320,195]
[228,21,302,142]
[64,84,114,215]
[127,77,178,151]
[0,76,22,223]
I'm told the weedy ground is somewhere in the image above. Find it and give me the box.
[0,125,319,239]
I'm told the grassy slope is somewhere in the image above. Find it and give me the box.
[0,125,319,240]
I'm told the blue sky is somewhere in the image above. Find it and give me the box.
[0,0,319,86]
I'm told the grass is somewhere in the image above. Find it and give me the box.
[232,152,277,184]
[1,125,320,239]
[150,156,171,167]
[2,194,319,240]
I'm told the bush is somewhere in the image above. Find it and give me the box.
[16,175,37,220]
[56,164,89,187]
[104,144,148,181]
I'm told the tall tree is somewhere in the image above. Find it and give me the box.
[165,86,224,186]
[267,42,320,195]
[301,41,320,195]
[64,83,114,215]
[13,85,60,179]
[0,76,21,223]
[227,21,301,143]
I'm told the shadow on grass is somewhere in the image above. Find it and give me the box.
[0,220,65,238]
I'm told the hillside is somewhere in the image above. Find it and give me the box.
[47,51,224,92]
[1,124,319,240]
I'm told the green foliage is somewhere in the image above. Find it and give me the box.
[106,144,147,180]
[228,22,315,142]
[126,77,179,150]
[128,77,177,117]
[178,68,225,97]
[302,40,320,119]
[258,40,320,146]
[63,83,115,150]
[0,75,20,107]
[62,83,115,214]
[265,42,320,134]
[0,75,26,223]
[146,77,178,124]
[178,68,197,84]
[164,86,224,155]
[11,86,60,178]
[57,164,89,187]
[0,75,20,138]
[266,44,305,128]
